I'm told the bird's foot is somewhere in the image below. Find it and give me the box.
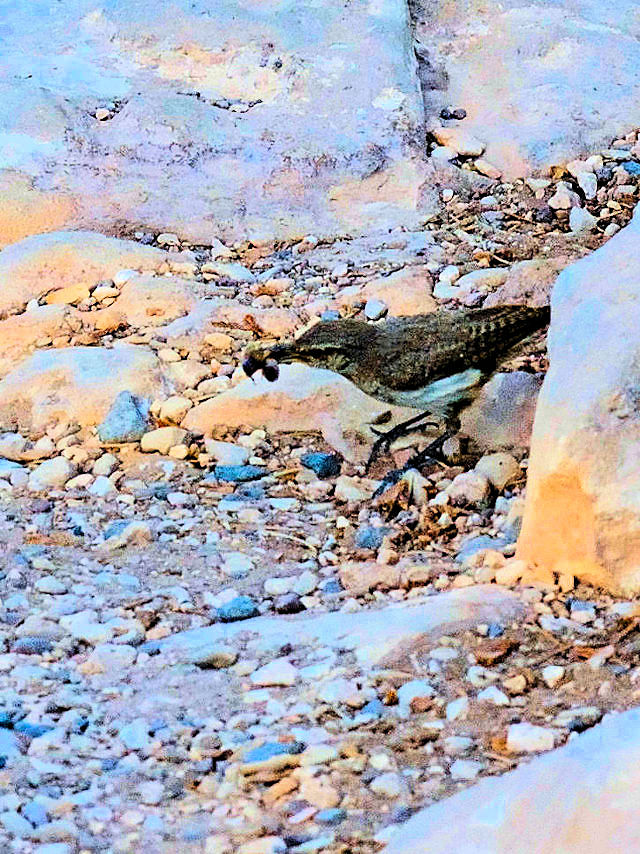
[366,412,440,472]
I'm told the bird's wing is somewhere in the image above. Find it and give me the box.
[379,306,550,392]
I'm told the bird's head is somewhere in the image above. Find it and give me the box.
[243,319,376,383]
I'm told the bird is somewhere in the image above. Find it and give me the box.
[242,304,550,469]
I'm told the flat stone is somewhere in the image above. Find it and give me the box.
[28,457,76,491]
[210,465,267,483]
[450,759,483,781]
[300,453,342,479]
[250,658,298,687]
[157,586,525,668]
[217,596,260,623]
[140,427,188,455]
[506,722,555,753]
[370,772,404,798]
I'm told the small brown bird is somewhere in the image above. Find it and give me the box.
[243,304,550,466]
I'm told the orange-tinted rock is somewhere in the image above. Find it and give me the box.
[93,274,196,332]
[484,256,576,308]
[182,364,415,461]
[0,232,168,317]
[335,267,436,317]
[0,345,168,433]
[518,213,640,593]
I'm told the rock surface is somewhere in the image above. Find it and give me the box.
[519,210,640,593]
[0,346,168,432]
[385,708,640,854]
[415,0,640,179]
[0,0,430,246]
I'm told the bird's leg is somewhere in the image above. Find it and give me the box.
[366,410,440,471]
[402,417,462,471]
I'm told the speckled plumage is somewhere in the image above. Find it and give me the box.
[244,304,550,421]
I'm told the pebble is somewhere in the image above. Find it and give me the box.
[250,658,298,687]
[211,465,267,483]
[191,646,239,669]
[35,577,68,595]
[569,206,598,233]
[217,596,259,622]
[97,391,148,443]
[506,722,555,753]
[477,685,510,705]
[474,453,520,491]
[370,772,404,798]
[28,457,76,490]
[118,718,151,750]
[222,552,254,579]
[141,427,188,455]
[446,696,469,721]
[354,525,392,550]
[450,759,483,781]
[300,453,342,478]
[548,181,581,209]
[205,440,250,466]
[364,298,388,320]
[542,665,565,688]
[447,471,492,508]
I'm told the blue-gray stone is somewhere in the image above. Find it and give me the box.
[354,525,391,550]
[0,459,23,477]
[320,579,343,595]
[487,623,504,638]
[244,740,305,763]
[361,698,385,717]
[320,310,341,322]
[216,596,259,622]
[209,465,267,483]
[300,453,342,479]
[22,801,49,827]
[14,722,54,739]
[316,808,347,826]
[103,520,130,540]
[12,637,53,655]
[455,535,509,563]
[623,160,640,175]
[97,391,148,443]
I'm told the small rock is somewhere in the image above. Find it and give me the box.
[477,685,510,705]
[211,465,267,483]
[364,299,388,320]
[217,596,259,622]
[29,457,76,490]
[204,440,250,466]
[35,577,68,595]
[354,525,392,550]
[553,706,602,732]
[97,391,148,443]
[300,453,342,479]
[159,396,193,424]
[506,722,555,753]
[191,646,238,669]
[474,453,520,491]
[118,718,151,750]
[548,181,581,209]
[141,427,187,454]
[447,471,491,508]
[222,552,254,579]
[446,696,469,721]
[370,772,404,798]
[569,207,598,233]
[274,593,305,614]
[250,658,298,687]
[542,665,565,688]
[450,759,483,781]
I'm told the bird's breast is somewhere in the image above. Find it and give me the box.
[384,368,485,413]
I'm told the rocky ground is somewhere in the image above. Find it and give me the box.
[0,132,640,854]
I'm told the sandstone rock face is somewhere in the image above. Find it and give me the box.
[0,0,431,246]
[0,346,169,433]
[182,364,416,461]
[0,232,167,316]
[415,0,640,178]
[518,212,640,593]
[384,708,640,854]
[93,274,197,332]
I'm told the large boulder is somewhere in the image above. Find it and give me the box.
[0,345,169,433]
[416,0,640,178]
[0,0,431,246]
[0,232,167,316]
[182,364,416,461]
[518,211,640,593]
[385,707,640,854]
